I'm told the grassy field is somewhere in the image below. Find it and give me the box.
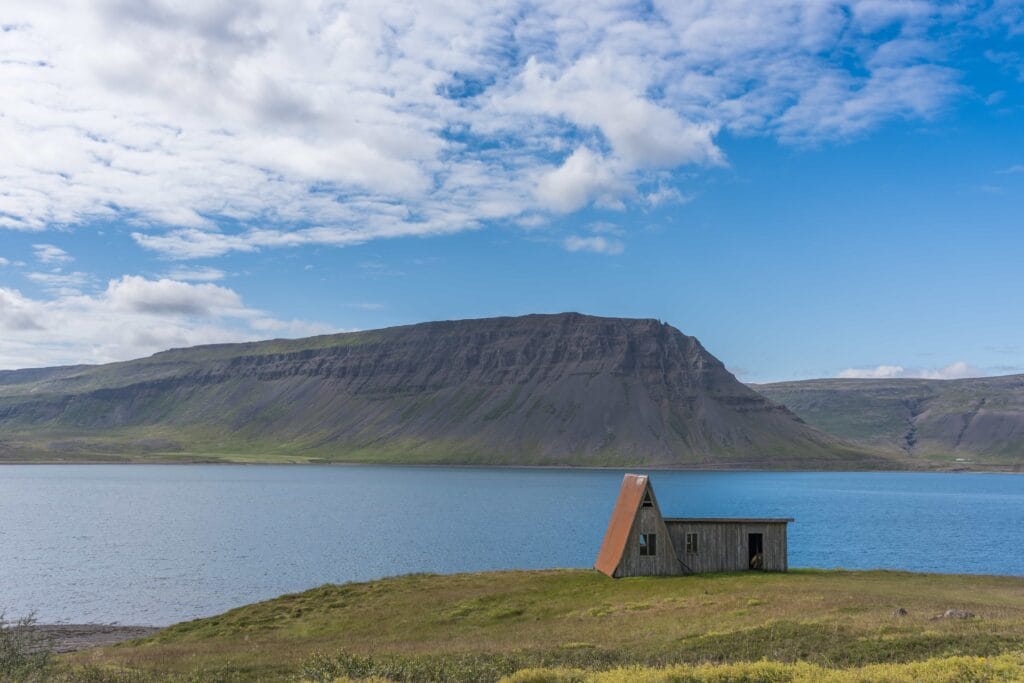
[0,427,895,469]
[50,568,1024,682]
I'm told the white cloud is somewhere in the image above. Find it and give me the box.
[563,235,625,255]
[32,244,73,264]
[106,276,245,317]
[645,186,688,207]
[0,289,45,331]
[998,164,1024,174]
[26,270,93,295]
[0,275,335,369]
[838,361,986,380]
[838,364,908,379]
[0,1,999,255]
[515,214,549,230]
[498,55,724,170]
[0,257,10,266]
[536,148,628,213]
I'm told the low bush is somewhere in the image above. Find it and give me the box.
[0,611,54,681]
[299,647,632,683]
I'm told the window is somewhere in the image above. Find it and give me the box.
[639,533,657,556]
[685,532,699,554]
[641,491,653,508]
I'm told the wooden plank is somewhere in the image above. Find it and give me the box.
[596,475,791,577]
[665,521,789,573]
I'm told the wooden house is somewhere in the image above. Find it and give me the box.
[595,473,792,577]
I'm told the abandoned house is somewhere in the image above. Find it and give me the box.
[595,473,792,577]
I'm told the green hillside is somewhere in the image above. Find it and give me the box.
[54,568,1024,681]
[756,375,1024,468]
[0,313,881,469]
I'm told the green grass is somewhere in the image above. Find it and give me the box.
[2,427,874,468]
[503,655,1024,682]
[61,569,1024,681]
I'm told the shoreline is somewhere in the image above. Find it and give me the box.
[0,458,1019,473]
[25,624,160,653]
[25,567,1024,635]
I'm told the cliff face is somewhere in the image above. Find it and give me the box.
[756,375,1024,465]
[0,313,876,467]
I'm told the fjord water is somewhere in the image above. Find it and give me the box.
[1,465,1021,625]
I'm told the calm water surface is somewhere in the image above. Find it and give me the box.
[0,465,1021,625]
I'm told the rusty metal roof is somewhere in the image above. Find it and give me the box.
[594,473,648,577]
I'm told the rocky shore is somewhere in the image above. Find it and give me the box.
[31,624,159,653]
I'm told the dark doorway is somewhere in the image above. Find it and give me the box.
[748,533,764,570]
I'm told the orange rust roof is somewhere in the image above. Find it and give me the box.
[594,473,648,577]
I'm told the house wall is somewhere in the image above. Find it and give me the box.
[665,521,788,573]
[616,505,685,577]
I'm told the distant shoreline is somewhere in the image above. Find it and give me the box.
[0,457,1019,473]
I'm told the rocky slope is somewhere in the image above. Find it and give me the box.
[756,375,1024,466]
[0,313,879,467]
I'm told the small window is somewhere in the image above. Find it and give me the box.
[641,491,653,508]
[639,533,657,556]
[685,532,699,554]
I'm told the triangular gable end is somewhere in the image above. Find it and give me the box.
[630,479,680,575]
[594,474,651,577]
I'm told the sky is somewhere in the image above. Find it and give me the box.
[0,0,1022,382]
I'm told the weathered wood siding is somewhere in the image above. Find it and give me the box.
[614,489,684,577]
[665,521,788,573]
[600,474,791,577]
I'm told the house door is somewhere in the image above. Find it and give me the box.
[748,533,764,570]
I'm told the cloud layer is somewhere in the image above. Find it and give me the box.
[0,0,991,259]
[838,361,985,380]
[0,276,333,368]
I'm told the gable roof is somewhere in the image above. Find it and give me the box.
[594,473,649,577]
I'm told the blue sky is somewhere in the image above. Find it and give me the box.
[1,1,1022,381]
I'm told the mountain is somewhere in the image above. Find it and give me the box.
[755,375,1024,468]
[0,313,880,468]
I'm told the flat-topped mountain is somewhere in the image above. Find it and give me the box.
[756,375,1024,467]
[0,313,879,467]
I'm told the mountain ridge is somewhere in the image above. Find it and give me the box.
[0,312,881,468]
[755,374,1024,467]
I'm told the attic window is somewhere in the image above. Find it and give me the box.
[641,491,653,508]
[685,532,699,554]
[639,533,657,556]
